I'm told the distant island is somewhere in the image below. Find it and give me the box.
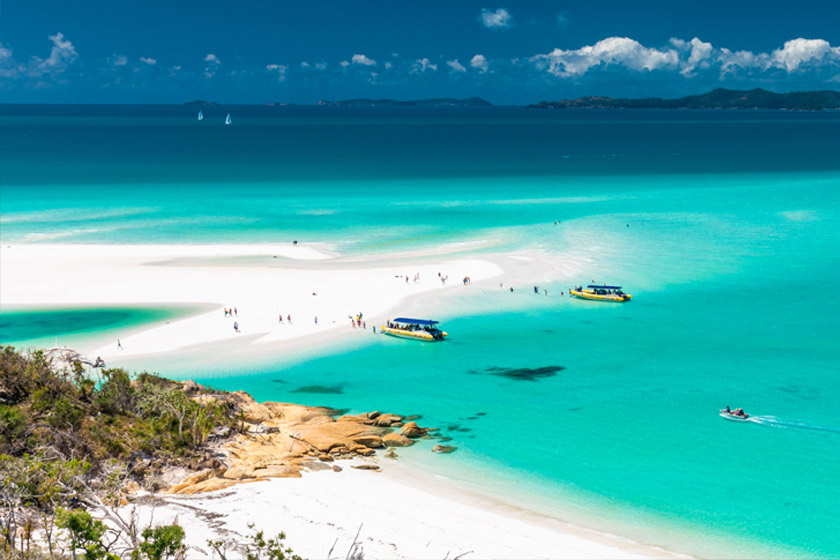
[184,99,219,106]
[317,97,492,107]
[529,88,840,111]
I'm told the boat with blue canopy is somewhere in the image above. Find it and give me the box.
[570,284,632,302]
[381,317,447,342]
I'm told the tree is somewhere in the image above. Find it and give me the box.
[55,509,118,560]
[136,525,185,560]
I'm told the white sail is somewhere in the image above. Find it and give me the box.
[198,110,204,121]
[225,113,232,125]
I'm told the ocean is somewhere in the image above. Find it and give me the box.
[1,104,839,558]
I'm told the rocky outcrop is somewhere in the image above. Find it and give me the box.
[158,392,437,495]
[399,421,427,438]
[382,433,414,447]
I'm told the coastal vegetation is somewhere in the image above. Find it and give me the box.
[0,345,437,558]
[529,87,840,110]
[0,346,304,559]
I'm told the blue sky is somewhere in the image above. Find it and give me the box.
[2,0,839,104]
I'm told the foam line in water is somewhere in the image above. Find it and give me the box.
[748,415,840,434]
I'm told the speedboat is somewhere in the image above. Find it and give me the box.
[720,408,750,421]
[381,318,447,342]
[570,285,632,302]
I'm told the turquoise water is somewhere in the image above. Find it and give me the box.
[0,306,201,350]
[1,105,839,557]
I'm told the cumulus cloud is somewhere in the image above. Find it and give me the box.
[481,8,512,29]
[110,54,128,67]
[447,59,467,73]
[384,61,393,69]
[351,54,376,66]
[412,57,438,73]
[0,43,20,78]
[140,57,156,66]
[531,37,679,77]
[470,54,489,73]
[771,38,836,72]
[529,36,840,81]
[204,53,221,77]
[28,33,78,76]
[266,63,288,81]
[670,37,713,76]
[340,60,350,68]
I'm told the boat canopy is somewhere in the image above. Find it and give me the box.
[392,318,439,326]
[587,285,622,290]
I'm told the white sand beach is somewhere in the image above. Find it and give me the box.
[1,242,685,559]
[125,461,688,560]
[0,243,505,362]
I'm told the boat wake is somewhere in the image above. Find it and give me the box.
[747,415,840,434]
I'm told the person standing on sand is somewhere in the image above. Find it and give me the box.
[233,322,239,333]
[314,316,318,325]
[117,339,122,350]
[279,314,284,324]
[287,314,292,324]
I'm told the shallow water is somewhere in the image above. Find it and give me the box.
[1,105,839,558]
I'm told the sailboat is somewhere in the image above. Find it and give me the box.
[225,113,232,125]
[198,110,204,121]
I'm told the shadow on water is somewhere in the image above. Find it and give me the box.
[467,365,565,381]
[291,385,344,394]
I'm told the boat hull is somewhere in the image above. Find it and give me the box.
[570,290,632,302]
[380,327,447,342]
[720,409,750,421]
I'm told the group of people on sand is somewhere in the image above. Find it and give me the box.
[224,307,238,317]
[278,313,292,324]
[350,312,366,329]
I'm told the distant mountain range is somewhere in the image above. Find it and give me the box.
[184,99,219,106]
[317,97,492,107]
[529,88,840,111]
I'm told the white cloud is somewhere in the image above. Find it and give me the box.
[0,43,20,78]
[300,61,310,68]
[481,8,512,29]
[140,57,156,66]
[470,54,489,73]
[384,61,393,70]
[771,38,834,72]
[412,57,438,73]
[314,61,327,70]
[204,53,221,77]
[447,59,467,73]
[670,37,713,76]
[266,64,288,81]
[340,60,350,68]
[111,54,128,67]
[351,54,376,66]
[531,37,679,77]
[27,33,78,77]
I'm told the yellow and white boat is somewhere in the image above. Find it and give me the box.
[381,318,448,342]
[570,284,632,302]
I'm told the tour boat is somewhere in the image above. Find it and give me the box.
[381,318,447,342]
[720,408,750,421]
[570,285,632,302]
